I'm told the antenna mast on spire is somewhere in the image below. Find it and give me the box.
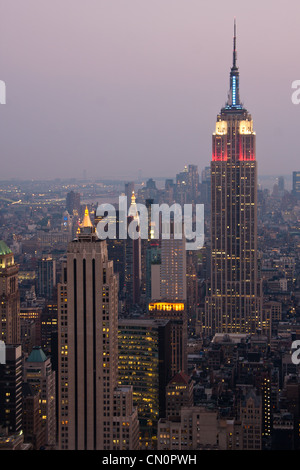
[233,18,237,68]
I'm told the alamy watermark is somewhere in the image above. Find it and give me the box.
[0,80,6,105]
[95,196,204,251]
[291,341,300,364]
[291,80,300,105]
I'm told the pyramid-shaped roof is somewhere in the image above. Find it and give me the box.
[169,371,190,385]
[0,240,12,256]
[81,206,93,228]
[26,346,47,363]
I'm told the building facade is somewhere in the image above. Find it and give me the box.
[0,241,20,345]
[36,256,56,300]
[205,22,262,336]
[118,317,172,444]
[24,346,56,447]
[57,208,139,450]
[148,301,188,376]
[0,345,23,434]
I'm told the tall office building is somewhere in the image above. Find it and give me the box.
[187,164,199,203]
[148,302,187,376]
[36,256,56,300]
[240,390,262,450]
[94,206,127,298]
[205,22,262,336]
[165,372,194,420]
[105,210,127,298]
[292,171,300,199]
[199,166,211,205]
[24,346,56,447]
[125,192,142,307]
[160,237,186,301]
[186,250,199,331]
[57,208,139,450]
[151,218,186,302]
[22,382,46,450]
[0,345,23,434]
[118,318,172,444]
[175,164,199,204]
[66,191,81,216]
[0,241,20,345]
[125,182,135,209]
[146,241,161,302]
[148,216,187,376]
[140,198,155,303]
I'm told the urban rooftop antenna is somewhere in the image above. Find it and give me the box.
[233,18,237,68]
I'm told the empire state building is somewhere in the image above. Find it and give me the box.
[205,22,262,336]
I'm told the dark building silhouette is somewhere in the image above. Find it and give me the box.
[0,345,23,434]
[22,382,46,450]
[66,190,81,215]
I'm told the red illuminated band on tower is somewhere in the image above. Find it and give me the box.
[212,135,228,162]
[239,134,256,161]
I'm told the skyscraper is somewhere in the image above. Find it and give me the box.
[105,209,127,298]
[36,255,56,300]
[205,22,262,336]
[0,241,20,345]
[148,302,187,376]
[0,345,22,434]
[240,390,262,450]
[66,191,81,216]
[152,218,186,302]
[24,346,56,447]
[57,208,139,450]
[160,236,186,302]
[125,182,135,209]
[175,165,199,204]
[125,192,142,307]
[165,372,194,420]
[118,318,172,444]
[292,171,300,199]
[22,382,46,450]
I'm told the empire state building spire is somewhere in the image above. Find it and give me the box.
[227,19,241,109]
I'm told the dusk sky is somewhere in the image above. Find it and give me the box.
[0,0,299,181]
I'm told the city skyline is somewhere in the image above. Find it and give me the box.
[1,2,300,453]
[0,1,299,180]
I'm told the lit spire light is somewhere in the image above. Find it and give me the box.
[226,18,242,109]
[81,206,93,228]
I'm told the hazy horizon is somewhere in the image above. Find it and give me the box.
[0,1,299,180]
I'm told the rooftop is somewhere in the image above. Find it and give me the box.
[26,346,47,363]
[169,371,191,385]
[0,240,12,256]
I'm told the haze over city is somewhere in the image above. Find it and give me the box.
[0,0,299,181]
